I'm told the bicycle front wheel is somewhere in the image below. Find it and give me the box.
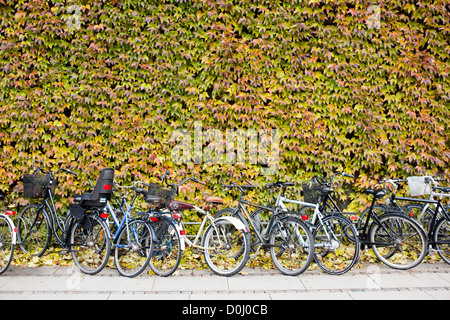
[70,214,111,275]
[433,217,450,264]
[114,219,154,278]
[370,213,427,270]
[313,215,360,275]
[0,215,14,275]
[17,203,51,257]
[203,219,250,276]
[269,217,314,276]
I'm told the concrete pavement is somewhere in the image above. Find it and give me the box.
[0,263,448,300]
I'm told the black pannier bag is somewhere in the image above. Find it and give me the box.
[68,203,92,233]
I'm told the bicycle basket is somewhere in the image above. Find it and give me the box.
[145,183,173,208]
[302,181,321,204]
[23,174,56,199]
[301,177,332,204]
[407,176,432,197]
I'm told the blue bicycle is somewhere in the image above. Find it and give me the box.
[104,181,155,278]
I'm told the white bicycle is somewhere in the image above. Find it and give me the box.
[0,193,17,274]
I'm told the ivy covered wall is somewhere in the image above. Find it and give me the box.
[0,0,448,208]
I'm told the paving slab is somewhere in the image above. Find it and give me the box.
[152,275,228,292]
[299,274,377,290]
[228,275,304,292]
[0,276,71,292]
[0,263,448,300]
[270,292,353,300]
[348,289,434,300]
[79,275,155,292]
[191,293,271,300]
[375,272,450,289]
[26,293,110,300]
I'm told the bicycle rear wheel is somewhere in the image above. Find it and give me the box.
[70,214,111,275]
[313,214,360,275]
[148,215,182,277]
[269,216,314,276]
[0,215,14,275]
[114,219,154,278]
[203,219,250,276]
[370,213,427,270]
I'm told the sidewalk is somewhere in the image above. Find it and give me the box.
[0,263,449,300]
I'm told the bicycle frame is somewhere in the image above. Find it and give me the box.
[34,187,67,246]
[234,198,275,244]
[179,205,247,251]
[416,188,450,222]
[392,194,450,248]
[227,188,307,252]
[105,192,142,247]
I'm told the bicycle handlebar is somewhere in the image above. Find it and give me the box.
[33,167,78,178]
[265,181,295,188]
[220,178,256,194]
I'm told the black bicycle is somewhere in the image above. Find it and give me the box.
[379,178,450,264]
[17,167,113,274]
[298,173,427,270]
[215,179,314,276]
[356,182,428,270]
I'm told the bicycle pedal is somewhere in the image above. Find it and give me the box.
[57,248,71,255]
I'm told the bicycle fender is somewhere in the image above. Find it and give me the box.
[174,223,186,251]
[1,214,16,245]
[215,216,249,232]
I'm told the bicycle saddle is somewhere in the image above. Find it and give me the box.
[204,196,224,204]
[364,188,386,199]
[314,186,334,194]
[432,186,450,193]
[73,168,114,209]
[144,194,163,203]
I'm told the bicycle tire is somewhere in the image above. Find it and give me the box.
[70,213,111,275]
[114,219,154,278]
[313,214,360,275]
[0,215,14,275]
[16,203,51,257]
[269,216,314,276]
[148,215,182,277]
[370,213,427,270]
[203,219,250,276]
[433,217,450,264]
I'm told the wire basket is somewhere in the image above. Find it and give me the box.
[23,174,56,199]
[407,176,432,197]
[301,179,324,204]
[145,183,173,208]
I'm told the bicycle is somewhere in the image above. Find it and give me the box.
[150,171,252,277]
[215,179,314,276]
[275,178,360,275]
[0,193,16,275]
[379,178,450,265]
[103,181,154,278]
[18,167,113,274]
[401,176,449,231]
[356,180,428,270]
[128,176,183,277]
